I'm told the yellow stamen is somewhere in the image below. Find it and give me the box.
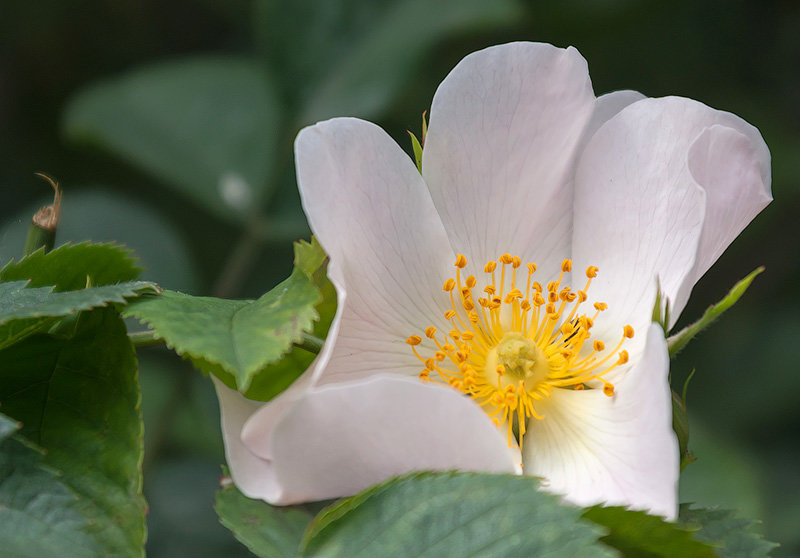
[408,253,635,461]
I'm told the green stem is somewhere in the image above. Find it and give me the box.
[297,332,324,354]
[128,329,165,348]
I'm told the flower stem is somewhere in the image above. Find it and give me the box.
[297,332,324,354]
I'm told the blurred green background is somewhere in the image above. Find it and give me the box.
[1,0,797,555]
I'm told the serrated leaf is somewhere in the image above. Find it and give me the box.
[679,505,778,557]
[668,267,763,357]
[0,280,158,350]
[240,238,337,402]
[300,472,612,558]
[0,308,146,556]
[215,480,313,558]
[297,0,522,123]
[125,270,321,392]
[62,57,282,222]
[0,435,103,557]
[1,242,143,290]
[582,505,716,557]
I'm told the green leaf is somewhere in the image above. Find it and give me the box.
[62,57,282,222]
[241,237,337,402]
[0,189,200,293]
[125,271,321,392]
[300,472,611,558]
[668,267,763,357]
[0,434,103,557]
[215,480,313,558]
[0,308,146,556]
[0,280,159,349]
[679,505,778,557]
[582,506,716,557]
[297,0,523,123]
[1,242,143,290]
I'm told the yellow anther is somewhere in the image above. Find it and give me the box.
[460,286,471,299]
[617,350,629,364]
[484,261,497,273]
[454,254,467,268]
[533,293,545,306]
[561,290,577,302]
[463,299,475,311]
[548,291,559,303]
[531,282,542,292]
[444,310,456,320]
[594,302,608,311]
[527,263,537,274]
[435,351,446,361]
[442,344,455,352]
[623,325,634,339]
[520,300,531,311]
[500,253,513,264]
[449,329,461,340]
[496,365,505,376]
[466,275,477,288]
[425,358,435,370]
[577,290,588,302]
[586,266,599,278]
[406,335,422,346]
[484,285,496,295]
[425,326,437,338]
[461,331,475,340]
[574,384,585,390]
[455,350,469,363]
[547,281,558,292]
[593,340,605,351]
[443,278,456,291]
[511,256,522,268]
[561,259,572,272]
[468,312,480,323]
[603,384,615,397]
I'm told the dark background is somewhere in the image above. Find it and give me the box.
[1,1,798,555]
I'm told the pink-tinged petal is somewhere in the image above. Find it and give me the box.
[675,124,771,308]
[240,376,521,505]
[571,97,708,355]
[523,323,678,520]
[295,118,455,385]
[422,42,595,283]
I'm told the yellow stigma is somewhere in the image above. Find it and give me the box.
[409,253,633,453]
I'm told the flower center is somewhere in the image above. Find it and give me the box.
[406,254,633,449]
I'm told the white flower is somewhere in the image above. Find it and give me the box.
[214,42,771,520]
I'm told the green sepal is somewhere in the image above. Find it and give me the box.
[408,130,423,172]
[668,267,763,357]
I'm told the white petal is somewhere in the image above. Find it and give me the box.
[572,97,709,354]
[574,97,770,346]
[523,323,678,520]
[240,376,521,505]
[212,377,282,501]
[580,90,647,151]
[295,118,455,385]
[676,123,771,307]
[422,42,595,283]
